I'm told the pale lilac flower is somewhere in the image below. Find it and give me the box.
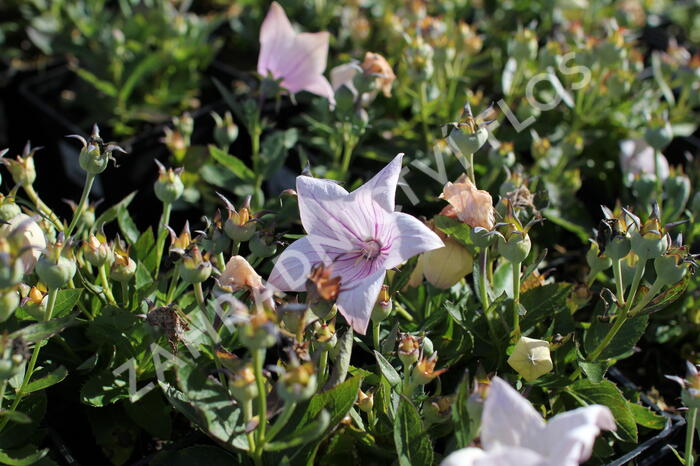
[619,138,669,184]
[442,377,616,466]
[267,154,443,334]
[257,2,335,104]
[666,361,700,398]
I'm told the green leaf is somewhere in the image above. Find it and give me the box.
[118,53,162,105]
[260,129,298,179]
[570,379,637,442]
[636,274,690,316]
[0,411,31,424]
[264,410,330,451]
[118,207,140,245]
[80,370,131,407]
[452,377,478,447]
[52,289,83,318]
[208,145,255,182]
[578,361,610,384]
[124,390,172,439]
[25,366,68,394]
[521,283,573,332]
[74,67,118,97]
[134,228,158,273]
[584,315,648,360]
[150,445,240,466]
[325,329,353,389]
[628,403,665,430]
[0,445,48,466]
[135,262,154,291]
[164,363,248,451]
[94,191,137,231]
[9,314,79,343]
[374,351,401,388]
[394,397,434,466]
[433,216,475,250]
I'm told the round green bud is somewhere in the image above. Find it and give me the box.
[644,124,673,151]
[224,220,255,243]
[178,260,212,284]
[36,255,76,289]
[0,289,20,322]
[0,255,23,289]
[447,126,489,156]
[422,336,434,356]
[79,143,110,175]
[154,172,184,204]
[249,233,277,258]
[630,231,669,261]
[497,232,531,263]
[654,254,688,287]
[110,256,137,282]
[0,201,21,222]
[604,235,631,261]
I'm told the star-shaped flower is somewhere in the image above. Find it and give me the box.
[267,154,443,334]
[257,2,335,104]
[442,377,616,466]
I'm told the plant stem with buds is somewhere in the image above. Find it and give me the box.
[0,288,58,432]
[154,201,172,279]
[66,173,95,237]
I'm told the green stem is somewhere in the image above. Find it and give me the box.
[244,399,256,452]
[154,202,172,279]
[318,349,328,385]
[393,302,414,322]
[372,321,381,351]
[253,348,267,459]
[588,310,627,363]
[23,184,63,231]
[467,152,476,185]
[686,407,697,466]
[628,279,664,317]
[512,261,522,337]
[166,268,180,303]
[625,259,646,310]
[612,258,626,307]
[479,250,490,309]
[99,265,116,305]
[194,282,207,314]
[66,173,95,237]
[0,288,58,432]
[267,401,296,441]
[402,361,415,397]
[0,380,7,411]
[120,281,129,308]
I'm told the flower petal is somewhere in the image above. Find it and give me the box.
[481,377,546,451]
[267,236,332,292]
[336,270,385,334]
[257,2,295,77]
[383,212,444,270]
[279,32,330,89]
[297,73,336,105]
[441,447,487,466]
[541,405,616,465]
[349,153,403,212]
[295,175,356,240]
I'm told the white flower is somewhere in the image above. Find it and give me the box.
[619,139,669,184]
[441,377,616,466]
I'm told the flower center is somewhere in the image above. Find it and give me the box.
[360,239,382,260]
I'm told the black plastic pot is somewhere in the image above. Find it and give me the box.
[607,367,686,466]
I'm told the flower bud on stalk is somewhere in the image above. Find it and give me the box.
[0,288,20,322]
[212,111,239,149]
[239,311,278,350]
[22,285,47,320]
[495,203,533,264]
[277,362,317,402]
[36,239,76,289]
[424,395,454,425]
[586,241,612,275]
[398,333,420,367]
[229,363,259,402]
[218,194,256,243]
[653,245,693,287]
[154,160,184,204]
[306,264,340,321]
[110,239,136,283]
[83,234,114,267]
[0,142,38,186]
[178,245,212,284]
[357,389,374,413]
[595,209,632,261]
[629,211,669,261]
[249,232,277,258]
[371,285,392,324]
[663,170,691,222]
[68,124,126,175]
[507,336,553,382]
[0,238,24,289]
[314,321,337,350]
[0,193,21,221]
[411,352,447,386]
[200,211,231,256]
